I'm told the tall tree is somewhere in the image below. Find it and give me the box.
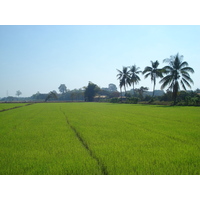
[108,83,118,92]
[58,84,67,94]
[143,60,163,97]
[160,53,194,105]
[116,67,131,95]
[84,82,100,102]
[129,65,141,93]
[16,90,22,97]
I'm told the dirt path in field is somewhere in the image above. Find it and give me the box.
[0,103,34,112]
[60,107,108,175]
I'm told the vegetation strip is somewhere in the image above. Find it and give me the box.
[0,103,33,112]
[60,107,108,175]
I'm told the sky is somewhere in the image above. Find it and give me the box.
[0,25,200,97]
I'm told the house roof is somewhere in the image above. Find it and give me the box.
[94,95,107,98]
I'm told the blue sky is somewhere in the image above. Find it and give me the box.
[0,25,200,97]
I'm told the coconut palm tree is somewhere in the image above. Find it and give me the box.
[159,53,194,105]
[116,67,131,95]
[129,65,142,94]
[143,60,163,97]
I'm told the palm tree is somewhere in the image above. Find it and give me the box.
[116,67,131,96]
[129,65,142,94]
[143,60,163,97]
[159,53,194,105]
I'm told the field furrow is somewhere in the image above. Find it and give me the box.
[60,106,108,175]
[0,102,199,175]
[59,103,200,175]
[0,103,32,112]
[0,103,102,175]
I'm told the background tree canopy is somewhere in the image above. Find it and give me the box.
[58,84,67,94]
[84,82,100,102]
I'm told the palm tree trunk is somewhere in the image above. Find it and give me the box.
[152,78,156,97]
[173,82,178,105]
[124,86,126,94]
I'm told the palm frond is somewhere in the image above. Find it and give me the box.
[182,74,194,84]
[180,80,187,90]
[142,66,152,74]
[179,61,188,69]
[182,78,192,89]
[144,72,151,79]
[181,66,194,73]
[163,58,171,63]
[162,66,173,73]
[160,74,174,90]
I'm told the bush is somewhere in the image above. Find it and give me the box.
[127,97,139,104]
[110,97,120,103]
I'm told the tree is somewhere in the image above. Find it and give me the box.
[108,83,117,92]
[84,82,100,102]
[116,67,131,95]
[16,90,22,97]
[143,60,163,97]
[160,53,194,105]
[58,84,67,94]
[135,86,148,100]
[45,91,58,102]
[129,65,142,93]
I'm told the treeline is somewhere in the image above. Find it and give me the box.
[1,53,199,106]
[116,53,195,105]
[1,83,200,106]
[110,89,200,106]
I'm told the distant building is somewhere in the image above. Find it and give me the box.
[94,95,107,101]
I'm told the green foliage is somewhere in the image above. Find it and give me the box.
[126,97,139,104]
[129,65,142,90]
[45,91,58,102]
[110,97,120,103]
[143,60,163,97]
[160,53,194,105]
[116,67,131,94]
[0,103,29,111]
[1,103,199,175]
[84,82,100,102]
[0,104,102,175]
[58,84,67,94]
[16,90,22,97]
[135,86,149,100]
[60,103,200,175]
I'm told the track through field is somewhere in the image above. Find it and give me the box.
[60,106,108,175]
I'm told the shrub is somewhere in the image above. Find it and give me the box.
[110,97,120,103]
[127,97,139,104]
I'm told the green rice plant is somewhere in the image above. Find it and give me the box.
[0,103,102,175]
[0,103,199,175]
[0,103,29,111]
[60,103,200,175]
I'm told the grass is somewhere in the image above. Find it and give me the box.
[0,103,199,174]
[0,104,102,175]
[0,103,29,111]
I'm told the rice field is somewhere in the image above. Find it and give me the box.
[0,102,199,175]
[0,103,29,111]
